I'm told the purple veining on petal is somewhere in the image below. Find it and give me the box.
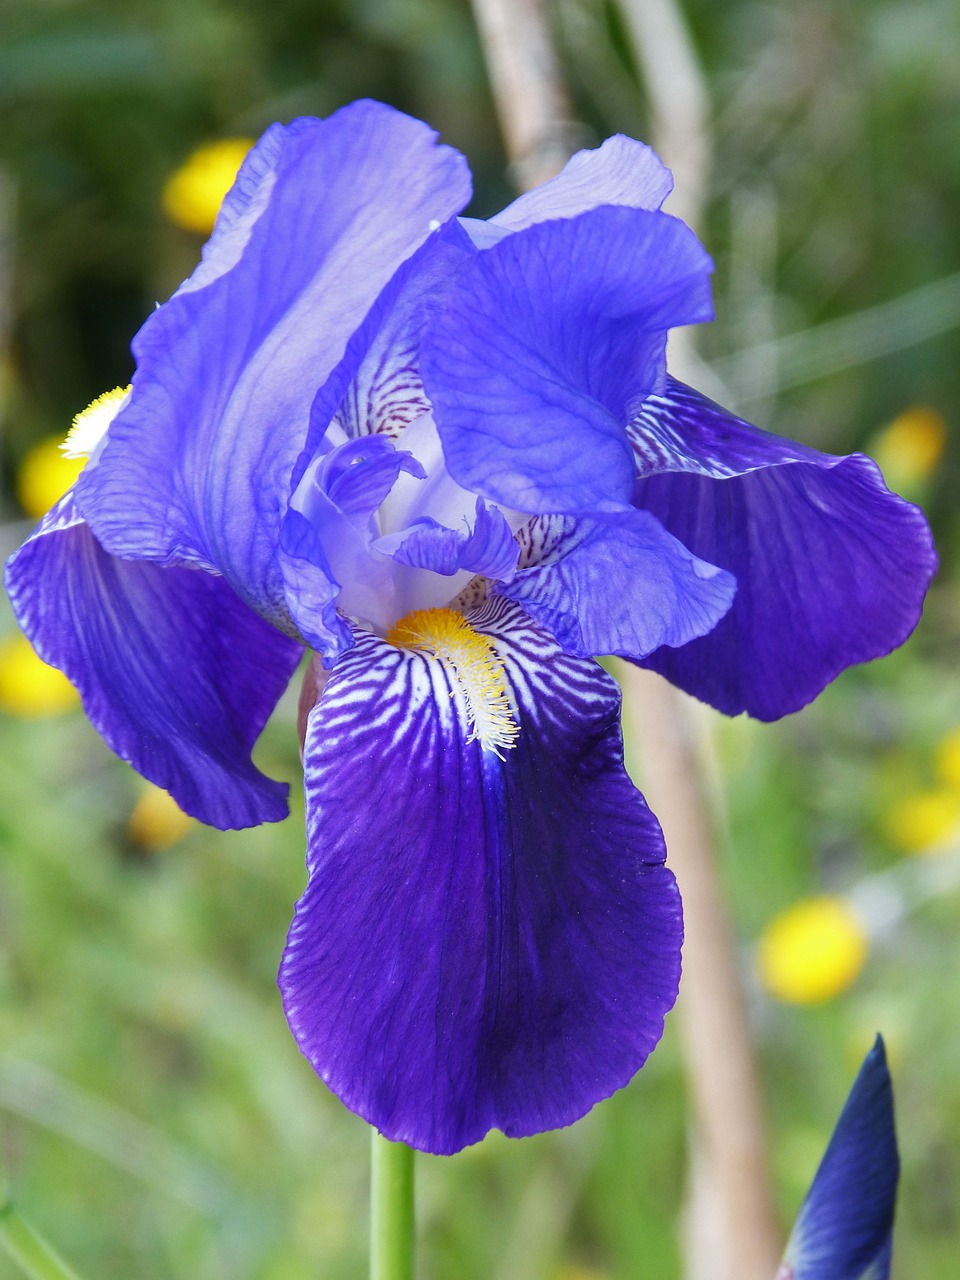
[628,375,820,479]
[422,205,714,517]
[78,101,472,629]
[325,227,477,445]
[500,509,734,659]
[632,379,937,719]
[1,103,936,1170]
[280,596,681,1153]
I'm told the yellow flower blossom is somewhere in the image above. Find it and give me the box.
[886,787,960,854]
[757,896,868,1005]
[0,633,78,717]
[162,137,254,236]
[16,436,85,518]
[128,783,195,850]
[934,728,960,791]
[870,404,947,490]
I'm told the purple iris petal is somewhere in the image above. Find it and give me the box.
[77,101,471,625]
[632,380,937,719]
[629,374,822,478]
[421,205,713,516]
[491,133,673,229]
[3,100,935,1169]
[321,224,478,447]
[180,120,290,295]
[5,494,302,828]
[781,1036,898,1280]
[280,596,681,1154]
[376,498,519,581]
[277,509,352,663]
[499,509,735,658]
[861,1239,893,1280]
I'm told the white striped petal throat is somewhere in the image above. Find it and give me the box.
[385,607,519,758]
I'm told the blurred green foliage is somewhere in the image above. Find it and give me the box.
[1,0,959,1276]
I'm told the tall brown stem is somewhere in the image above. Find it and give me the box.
[469,0,575,189]
[468,1,782,1274]
[615,1,782,1271]
[618,667,782,1280]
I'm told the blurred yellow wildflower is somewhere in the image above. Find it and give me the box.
[757,896,868,1005]
[0,633,78,717]
[16,436,84,518]
[886,787,960,854]
[128,783,195,850]
[870,404,947,491]
[934,727,960,791]
[162,138,254,235]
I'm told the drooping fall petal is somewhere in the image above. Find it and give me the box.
[280,598,681,1153]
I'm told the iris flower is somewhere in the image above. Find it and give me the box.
[779,1036,899,1280]
[5,101,935,1154]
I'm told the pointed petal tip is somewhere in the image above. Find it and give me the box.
[423,207,713,517]
[782,1034,899,1280]
[492,133,674,230]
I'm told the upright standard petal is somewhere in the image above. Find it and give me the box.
[780,1037,899,1280]
[421,206,713,516]
[178,119,290,295]
[491,133,673,230]
[280,597,681,1154]
[320,224,477,447]
[500,510,735,659]
[4,495,303,829]
[632,380,937,719]
[78,101,472,622]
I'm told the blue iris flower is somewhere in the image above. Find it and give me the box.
[5,102,936,1154]
[779,1037,899,1280]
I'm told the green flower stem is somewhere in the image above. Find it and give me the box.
[0,1184,84,1280]
[370,1132,415,1280]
